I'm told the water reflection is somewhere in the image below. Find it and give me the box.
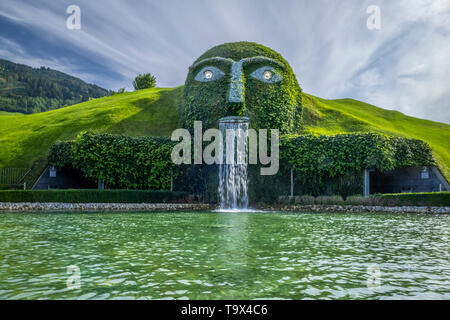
[216,213,249,279]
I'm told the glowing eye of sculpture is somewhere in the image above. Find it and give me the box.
[204,70,213,79]
[250,66,282,83]
[263,70,273,80]
[194,66,225,82]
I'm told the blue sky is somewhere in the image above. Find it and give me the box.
[0,0,449,123]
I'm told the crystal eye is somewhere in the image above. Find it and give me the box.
[263,70,273,80]
[194,66,225,82]
[204,70,213,79]
[250,66,282,83]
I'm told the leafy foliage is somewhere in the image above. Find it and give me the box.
[269,133,435,199]
[110,88,127,95]
[48,131,435,200]
[48,141,74,169]
[49,132,177,190]
[0,59,109,113]
[281,133,434,177]
[133,73,156,90]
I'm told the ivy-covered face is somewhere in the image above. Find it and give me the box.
[181,42,302,133]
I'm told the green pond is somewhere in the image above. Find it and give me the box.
[0,211,449,300]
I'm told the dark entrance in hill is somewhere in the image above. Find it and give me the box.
[370,166,449,194]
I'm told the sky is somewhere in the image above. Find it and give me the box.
[0,0,449,123]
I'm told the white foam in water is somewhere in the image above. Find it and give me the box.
[218,116,249,210]
[213,208,264,213]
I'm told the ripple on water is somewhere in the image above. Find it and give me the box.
[0,211,449,299]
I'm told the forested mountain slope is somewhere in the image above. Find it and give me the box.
[0,59,109,113]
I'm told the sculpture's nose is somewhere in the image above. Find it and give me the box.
[227,62,244,115]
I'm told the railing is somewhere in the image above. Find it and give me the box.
[0,168,30,189]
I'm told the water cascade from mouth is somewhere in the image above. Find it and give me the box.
[218,116,249,210]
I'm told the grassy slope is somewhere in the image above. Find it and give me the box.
[0,86,448,186]
[0,87,183,186]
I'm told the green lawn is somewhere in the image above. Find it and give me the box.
[0,87,182,185]
[0,86,448,186]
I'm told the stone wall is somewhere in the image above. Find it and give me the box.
[257,204,450,214]
[0,202,214,212]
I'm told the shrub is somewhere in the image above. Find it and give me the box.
[133,73,156,90]
[276,193,449,207]
[374,192,450,207]
[110,88,127,95]
[344,195,375,206]
[48,141,74,169]
[278,196,294,204]
[337,173,363,200]
[294,195,315,205]
[314,195,344,205]
[0,190,190,203]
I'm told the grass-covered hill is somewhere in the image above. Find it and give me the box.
[0,59,109,114]
[0,86,448,187]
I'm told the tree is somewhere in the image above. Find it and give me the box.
[110,88,127,96]
[132,73,156,91]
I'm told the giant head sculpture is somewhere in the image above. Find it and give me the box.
[181,42,302,134]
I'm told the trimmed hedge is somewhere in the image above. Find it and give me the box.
[279,192,450,207]
[0,190,190,203]
[375,192,450,207]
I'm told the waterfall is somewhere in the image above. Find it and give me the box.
[218,116,249,210]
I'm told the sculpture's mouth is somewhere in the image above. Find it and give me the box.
[219,116,250,124]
